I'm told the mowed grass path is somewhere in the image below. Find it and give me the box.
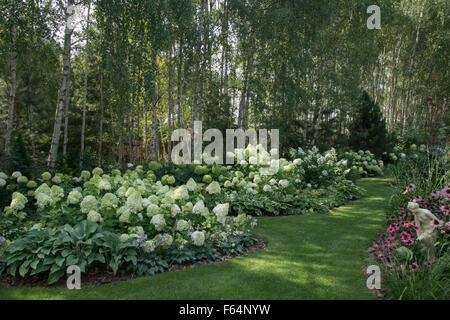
[0,178,392,300]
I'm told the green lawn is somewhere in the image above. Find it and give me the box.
[0,178,392,300]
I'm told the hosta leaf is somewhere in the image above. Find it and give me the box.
[19,260,32,277]
[61,249,71,258]
[66,255,79,266]
[30,259,40,270]
[48,270,65,285]
[55,256,65,267]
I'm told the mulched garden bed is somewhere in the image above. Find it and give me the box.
[0,238,268,289]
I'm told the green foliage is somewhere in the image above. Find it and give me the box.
[348,91,388,156]
[0,220,137,284]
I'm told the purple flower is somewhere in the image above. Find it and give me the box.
[387,225,396,233]
[403,184,416,195]
[430,219,444,228]
[424,261,433,268]
[409,263,419,272]
[0,236,6,247]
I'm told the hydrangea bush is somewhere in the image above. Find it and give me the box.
[0,145,365,284]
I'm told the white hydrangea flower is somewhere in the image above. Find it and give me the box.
[176,219,189,231]
[191,231,205,246]
[119,234,130,242]
[11,192,28,211]
[213,203,229,218]
[67,190,83,205]
[321,170,328,176]
[150,214,166,231]
[118,207,131,223]
[99,179,112,191]
[0,172,8,180]
[142,198,151,208]
[92,167,103,176]
[87,210,103,223]
[52,175,62,184]
[80,170,91,181]
[126,192,143,213]
[129,226,144,236]
[148,195,159,205]
[116,186,127,198]
[35,192,54,209]
[146,203,161,217]
[173,186,189,200]
[171,204,181,217]
[0,178,6,187]
[125,187,136,198]
[193,200,205,215]
[17,176,28,184]
[263,185,272,192]
[49,185,64,201]
[80,195,98,214]
[205,181,221,194]
[279,180,289,188]
[186,178,197,191]
[101,193,119,209]
[11,171,22,178]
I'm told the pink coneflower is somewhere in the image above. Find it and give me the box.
[441,186,450,200]
[424,261,433,268]
[413,196,423,203]
[409,263,419,272]
[431,219,444,228]
[446,222,450,229]
[430,191,441,200]
[403,184,416,195]
[440,230,447,235]
[389,215,397,221]
[399,212,406,219]
[393,223,400,231]
[405,238,415,246]
[387,225,396,233]
[401,232,411,243]
[403,222,410,228]
[440,205,449,216]
[413,225,420,231]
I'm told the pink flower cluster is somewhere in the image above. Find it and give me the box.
[367,184,450,272]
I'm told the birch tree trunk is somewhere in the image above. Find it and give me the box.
[98,70,104,165]
[62,62,71,158]
[5,2,17,159]
[150,51,159,161]
[403,5,424,134]
[47,1,74,172]
[177,37,184,129]
[80,1,91,168]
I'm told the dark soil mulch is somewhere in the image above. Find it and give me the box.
[0,238,268,289]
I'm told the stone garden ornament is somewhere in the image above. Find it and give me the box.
[407,201,440,257]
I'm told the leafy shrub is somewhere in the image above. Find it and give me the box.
[0,220,137,284]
